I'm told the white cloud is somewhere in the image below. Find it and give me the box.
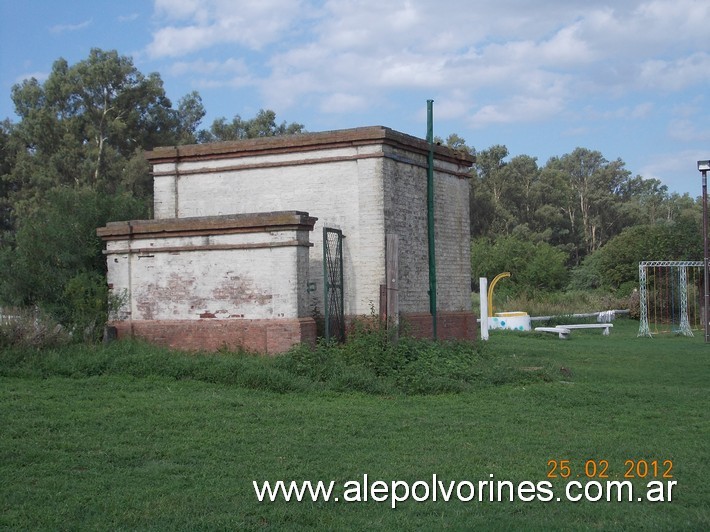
[470,95,566,128]
[668,119,710,143]
[168,58,248,77]
[146,0,307,58]
[563,126,590,137]
[375,54,448,88]
[319,92,369,114]
[49,19,92,34]
[260,70,322,109]
[639,149,707,194]
[638,53,710,91]
[583,102,654,121]
[118,13,140,23]
[146,0,710,130]
[433,93,473,121]
[154,0,208,22]
[630,102,654,119]
[148,25,218,58]
[581,0,710,56]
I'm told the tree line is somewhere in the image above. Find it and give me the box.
[0,48,702,335]
[465,143,701,296]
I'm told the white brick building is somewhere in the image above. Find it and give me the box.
[99,126,477,352]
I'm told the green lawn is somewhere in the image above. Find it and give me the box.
[1,319,708,530]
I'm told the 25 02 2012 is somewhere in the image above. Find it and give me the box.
[547,459,673,479]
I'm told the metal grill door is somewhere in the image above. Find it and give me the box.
[323,227,345,342]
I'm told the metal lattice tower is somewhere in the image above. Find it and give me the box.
[638,261,702,338]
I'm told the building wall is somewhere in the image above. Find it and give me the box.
[98,211,317,353]
[152,145,385,317]
[111,318,316,355]
[381,148,472,313]
[146,127,474,320]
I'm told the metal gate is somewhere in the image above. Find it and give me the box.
[323,227,345,342]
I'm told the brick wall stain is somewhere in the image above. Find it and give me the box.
[135,272,198,320]
[212,275,273,308]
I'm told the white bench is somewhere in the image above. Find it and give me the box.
[534,327,571,339]
[564,324,613,336]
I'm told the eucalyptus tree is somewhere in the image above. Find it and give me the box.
[502,154,540,229]
[472,145,516,236]
[0,120,17,234]
[534,164,577,255]
[8,48,203,202]
[616,175,669,227]
[543,148,633,261]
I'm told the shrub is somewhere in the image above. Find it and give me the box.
[277,322,528,395]
[0,308,71,349]
[472,235,569,297]
[493,290,630,317]
[570,218,702,291]
[0,186,147,337]
[62,271,109,341]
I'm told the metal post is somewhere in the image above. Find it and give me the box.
[480,277,489,341]
[426,99,437,339]
[386,234,399,344]
[703,169,709,342]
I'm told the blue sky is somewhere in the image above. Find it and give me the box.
[1,0,709,195]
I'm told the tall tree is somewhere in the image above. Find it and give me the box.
[0,49,196,328]
[9,48,185,201]
[502,154,540,229]
[176,91,206,145]
[544,148,632,260]
[473,145,515,235]
[533,165,576,252]
[617,175,669,225]
[0,120,18,236]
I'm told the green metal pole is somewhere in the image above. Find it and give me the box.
[427,100,437,339]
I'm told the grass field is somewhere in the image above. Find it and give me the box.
[1,318,708,530]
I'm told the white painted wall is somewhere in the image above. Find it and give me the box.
[104,224,311,321]
[152,146,386,316]
[146,128,473,318]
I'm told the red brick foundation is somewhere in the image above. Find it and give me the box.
[110,317,317,355]
[400,311,478,341]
